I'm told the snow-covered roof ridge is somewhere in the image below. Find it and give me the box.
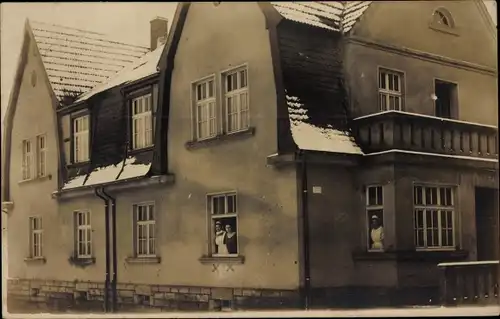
[286,93,364,155]
[271,1,372,32]
[75,42,165,103]
[61,156,151,191]
[28,19,151,101]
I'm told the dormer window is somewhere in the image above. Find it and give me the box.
[73,115,90,163]
[131,93,154,150]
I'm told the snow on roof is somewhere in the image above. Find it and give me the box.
[75,43,165,103]
[29,20,150,101]
[287,94,363,155]
[271,1,372,32]
[60,156,150,191]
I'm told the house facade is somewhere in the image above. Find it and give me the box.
[3,1,498,312]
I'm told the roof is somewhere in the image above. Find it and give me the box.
[75,42,165,102]
[270,1,372,32]
[29,20,150,101]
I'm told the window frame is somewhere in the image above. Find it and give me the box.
[130,92,155,150]
[365,185,385,252]
[377,67,405,112]
[36,134,47,178]
[432,8,455,28]
[413,184,457,251]
[74,210,92,259]
[132,201,156,258]
[71,113,90,164]
[29,216,43,259]
[207,191,240,258]
[221,65,250,134]
[192,75,218,141]
[21,139,34,181]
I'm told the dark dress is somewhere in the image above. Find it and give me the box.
[224,233,237,254]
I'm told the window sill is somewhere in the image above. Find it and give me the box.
[429,23,460,36]
[352,249,468,262]
[128,146,154,156]
[18,174,52,185]
[199,255,245,265]
[185,127,255,150]
[68,256,95,267]
[24,257,46,264]
[125,256,161,264]
[67,161,91,169]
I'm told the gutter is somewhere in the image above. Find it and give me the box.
[95,188,111,312]
[297,149,311,310]
[101,188,118,312]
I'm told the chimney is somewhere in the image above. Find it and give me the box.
[150,17,168,51]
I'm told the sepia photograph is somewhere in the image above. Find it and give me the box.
[1,1,499,317]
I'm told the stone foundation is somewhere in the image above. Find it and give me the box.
[7,278,301,313]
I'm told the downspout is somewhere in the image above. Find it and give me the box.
[102,188,118,312]
[299,149,311,309]
[95,188,110,312]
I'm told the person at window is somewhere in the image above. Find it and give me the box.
[370,215,384,250]
[224,224,237,254]
[214,221,228,255]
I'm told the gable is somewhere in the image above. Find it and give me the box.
[350,0,497,68]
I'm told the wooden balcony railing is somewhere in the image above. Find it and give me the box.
[353,111,498,160]
[438,260,499,306]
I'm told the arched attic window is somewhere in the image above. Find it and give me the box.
[432,8,455,28]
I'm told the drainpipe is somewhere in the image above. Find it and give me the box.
[102,188,118,312]
[299,149,311,309]
[95,188,110,312]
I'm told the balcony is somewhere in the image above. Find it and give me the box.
[438,260,499,306]
[353,111,498,160]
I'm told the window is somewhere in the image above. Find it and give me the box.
[366,186,384,251]
[22,139,33,180]
[378,69,403,111]
[194,78,217,140]
[224,68,249,133]
[208,192,239,257]
[414,185,455,250]
[73,115,89,163]
[434,80,458,119]
[131,93,154,150]
[29,217,43,258]
[133,203,156,257]
[75,210,92,258]
[433,9,454,28]
[36,135,47,177]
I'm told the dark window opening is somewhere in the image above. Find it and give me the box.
[434,80,457,119]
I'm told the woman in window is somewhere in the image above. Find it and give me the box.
[224,224,237,255]
[370,215,384,250]
[214,221,228,255]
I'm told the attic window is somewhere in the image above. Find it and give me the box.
[432,8,454,28]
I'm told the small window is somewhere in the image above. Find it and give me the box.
[414,185,455,250]
[131,93,154,150]
[433,8,454,28]
[75,210,92,258]
[434,80,458,119]
[378,69,403,111]
[366,186,384,252]
[133,203,156,257]
[193,78,217,140]
[208,192,239,257]
[29,217,43,258]
[36,135,47,178]
[223,67,249,133]
[22,139,33,180]
[73,115,90,163]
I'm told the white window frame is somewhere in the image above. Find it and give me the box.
[131,93,154,150]
[223,66,250,134]
[413,185,456,251]
[193,77,217,141]
[365,185,384,252]
[73,115,90,163]
[36,134,47,178]
[29,216,43,259]
[75,210,92,258]
[133,202,156,258]
[378,69,403,111]
[208,191,239,257]
[22,139,34,180]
